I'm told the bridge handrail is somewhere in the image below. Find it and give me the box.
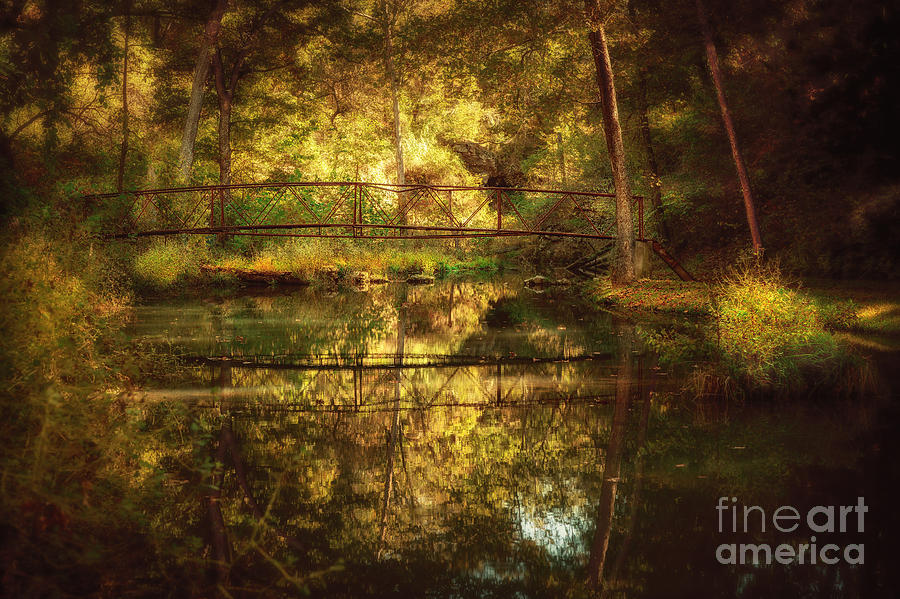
[82,181,632,200]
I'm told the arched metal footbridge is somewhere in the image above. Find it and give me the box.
[85,181,692,278]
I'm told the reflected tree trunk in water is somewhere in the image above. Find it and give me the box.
[447,282,456,327]
[207,424,232,588]
[379,287,407,557]
[587,319,634,590]
[602,358,652,598]
[222,419,263,520]
[223,418,305,553]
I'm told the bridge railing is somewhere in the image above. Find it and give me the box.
[85,182,645,241]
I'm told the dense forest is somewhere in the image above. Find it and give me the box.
[2,0,898,275]
[2,1,899,597]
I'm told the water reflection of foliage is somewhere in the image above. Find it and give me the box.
[131,381,884,596]
[124,282,892,597]
[131,280,620,364]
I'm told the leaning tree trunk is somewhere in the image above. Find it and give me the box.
[116,2,130,193]
[696,0,763,254]
[178,0,228,183]
[585,0,636,283]
[177,38,211,183]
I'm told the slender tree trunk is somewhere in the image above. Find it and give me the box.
[381,3,406,230]
[216,94,231,239]
[116,3,130,193]
[695,0,763,254]
[383,19,404,186]
[178,0,228,183]
[636,70,670,240]
[584,0,635,283]
[211,50,234,240]
[557,131,566,186]
[216,94,232,188]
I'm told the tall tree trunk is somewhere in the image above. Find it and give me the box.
[636,70,670,241]
[383,18,404,186]
[585,0,635,283]
[381,3,406,228]
[211,50,234,238]
[216,94,232,188]
[695,0,763,254]
[178,0,228,183]
[178,37,211,182]
[116,2,130,193]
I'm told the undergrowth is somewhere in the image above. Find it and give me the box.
[642,262,868,399]
[130,236,501,290]
[1,227,324,595]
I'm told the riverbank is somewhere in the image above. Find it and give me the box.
[129,237,504,292]
[588,268,894,399]
[590,275,899,336]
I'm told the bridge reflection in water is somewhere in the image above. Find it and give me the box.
[125,281,880,596]
[181,350,640,413]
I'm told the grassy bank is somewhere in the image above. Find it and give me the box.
[129,237,502,291]
[590,265,878,399]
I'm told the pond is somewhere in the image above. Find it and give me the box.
[127,277,899,597]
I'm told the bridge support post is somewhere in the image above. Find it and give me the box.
[353,184,359,237]
[208,189,215,228]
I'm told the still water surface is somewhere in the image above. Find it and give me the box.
[128,277,898,597]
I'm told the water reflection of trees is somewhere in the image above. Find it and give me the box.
[127,282,885,597]
[131,280,620,364]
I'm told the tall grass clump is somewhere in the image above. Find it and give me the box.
[132,237,208,289]
[708,263,863,396]
[646,261,867,399]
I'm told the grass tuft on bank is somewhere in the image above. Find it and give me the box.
[708,265,855,391]
[597,264,868,399]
